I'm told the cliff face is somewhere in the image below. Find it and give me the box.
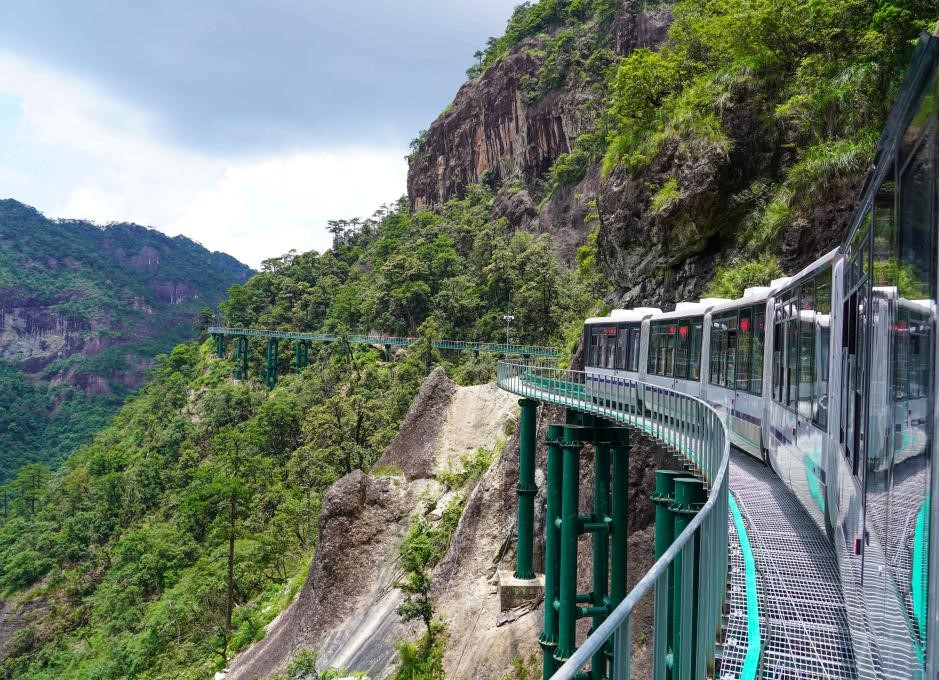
[406,1,671,261]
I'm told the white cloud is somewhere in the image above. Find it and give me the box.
[0,52,408,268]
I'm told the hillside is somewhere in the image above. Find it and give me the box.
[0,199,253,479]
[0,1,937,679]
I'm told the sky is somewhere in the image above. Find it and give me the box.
[0,1,519,268]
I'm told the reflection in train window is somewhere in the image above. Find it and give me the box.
[675,321,690,378]
[628,327,640,372]
[814,271,831,428]
[736,307,753,391]
[615,327,628,370]
[752,311,765,394]
[689,322,703,380]
[648,321,676,377]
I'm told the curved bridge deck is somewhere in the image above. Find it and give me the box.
[722,452,856,679]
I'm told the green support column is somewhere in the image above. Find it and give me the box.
[540,424,563,680]
[384,344,392,362]
[554,424,582,665]
[215,333,225,358]
[515,399,538,580]
[591,440,611,680]
[669,477,707,680]
[235,336,249,381]
[652,469,683,677]
[266,338,278,389]
[294,340,308,372]
[609,431,630,608]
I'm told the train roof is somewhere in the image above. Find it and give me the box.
[651,298,730,321]
[585,307,661,324]
[769,248,838,295]
[708,288,771,315]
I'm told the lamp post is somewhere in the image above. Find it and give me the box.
[502,314,515,358]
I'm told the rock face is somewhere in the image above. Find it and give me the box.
[228,372,681,679]
[406,2,672,261]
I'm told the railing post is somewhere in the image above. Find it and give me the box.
[515,398,538,580]
[555,424,582,666]
[541,424,563,680]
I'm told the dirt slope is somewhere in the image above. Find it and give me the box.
[227,371,520,679]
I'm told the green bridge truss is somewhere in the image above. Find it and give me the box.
[497,361,732,680]
[208,326,559,387]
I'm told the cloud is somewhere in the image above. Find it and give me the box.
[0,51,406,268]
[166,150,406,264]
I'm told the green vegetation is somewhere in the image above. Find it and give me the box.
[0,200,252,479]
[393,494,465,680]
[0,185,586,678]
[706,255,784,298]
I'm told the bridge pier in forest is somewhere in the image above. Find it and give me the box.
[214,333,225,358]
[235,336,249,380]
[265,339,279,389]
[294,339,309,372]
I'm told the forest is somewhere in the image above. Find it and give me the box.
[1,0,937,677]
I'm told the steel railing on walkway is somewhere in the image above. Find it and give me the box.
[496,361,730,680]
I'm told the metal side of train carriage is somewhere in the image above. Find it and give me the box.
[579,32,939,678]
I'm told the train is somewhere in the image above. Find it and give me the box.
[584,33,939,678]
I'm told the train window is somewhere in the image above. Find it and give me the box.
[772,297,785,403]
[674,321,690,379]
[689,322,703,380]
[615,326,628,370]
[709,314,737,388]
[736,307,753,392]
[648,321,676,377]
[604,327,618,369]
[814,271,831,428]
[587,327,600,367]
[628,327,640,372]
[786,288,800,408]
[799,280,816,418]
[752,309,765,394]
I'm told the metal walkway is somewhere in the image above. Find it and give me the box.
[723,452,857,679]
[208,326,560,357]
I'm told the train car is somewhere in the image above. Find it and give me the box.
[583,308,659,412]
[763,250,837,532]
[575,30,939,680]
[700,287,771,460]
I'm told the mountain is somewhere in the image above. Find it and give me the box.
[0,199,253,479]
[0,1,936,679]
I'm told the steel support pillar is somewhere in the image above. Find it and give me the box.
[384,344,392,362]
[609,433,630,609]
[669,477,706,680]
[294,340,308,372]
[235,336,249,381]
[652,469,683,679]
[265,338,278,389]
[540,424,563,680]
[515,398,538,580]
[591,441,611,680]
[554,424,582,665]
[215,333,225,358]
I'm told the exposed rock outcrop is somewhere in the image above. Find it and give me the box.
[406,2,672,262]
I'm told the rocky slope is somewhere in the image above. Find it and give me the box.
[0,199,252,477]
[228,368,680,679]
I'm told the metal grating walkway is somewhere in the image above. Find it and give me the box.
[724,452,857,679]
